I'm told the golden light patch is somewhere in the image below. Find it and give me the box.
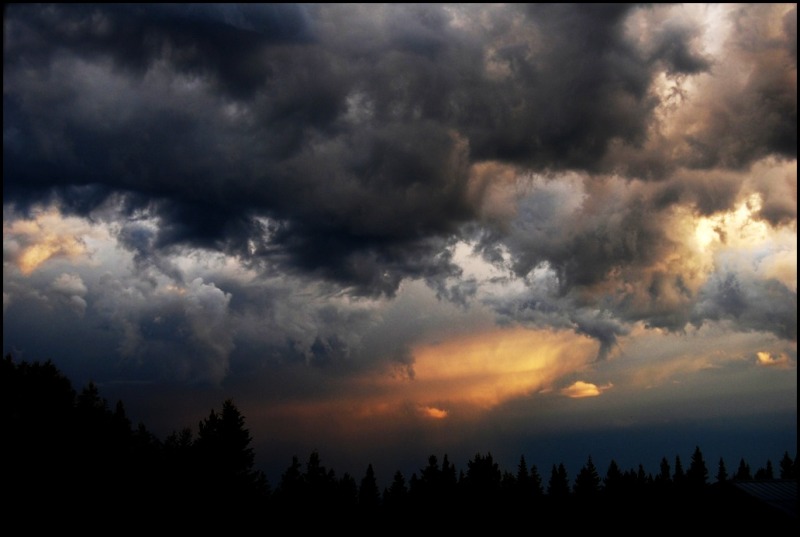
[18,233,87,275]
[756,351,791,368]
[420,406,449,419]
[560,380,611,398]
[5,209,93,274]
[408,326,598,409]
[693,194,770,249]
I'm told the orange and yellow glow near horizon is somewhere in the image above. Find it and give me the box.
[257,326,602,429]
[409,327,599,410]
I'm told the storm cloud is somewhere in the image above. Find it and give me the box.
[3,4,796,482]
[6,4,794,298]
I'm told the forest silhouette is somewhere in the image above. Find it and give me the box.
[3,355,797,531]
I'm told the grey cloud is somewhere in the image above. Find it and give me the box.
[651,171,743,216]
[82,273,236,383]
[570,309,630,361]
[4,3,312,98]
[50,273,88,317]
[693,272,797,341]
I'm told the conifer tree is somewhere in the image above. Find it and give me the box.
[464,452,502,502]
[715,457,728,483]
[547,463,570,498]
[673,455,685,485]
[529,464,544,497]
[194,399,267,510]
[441,453,458,500]
[515,455,534,502]
[338,472,358,510]
[734,458,752,481]
[383,471,409,509]
[358,464,381,510]
[656,456,671,485]
[604,459,624,495]
[754,460,774,480]
[686,446,708,488]
[779,451,796,479]
[574,456,601,496]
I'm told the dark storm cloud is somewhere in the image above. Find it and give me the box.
[3,3,312,98]
[460,3,658,170]
[647,19,712,75]
[650,171,743,216]
[3,3,795,302]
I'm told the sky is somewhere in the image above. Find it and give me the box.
[3,3,797,487]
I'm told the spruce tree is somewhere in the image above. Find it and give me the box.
[358,464,381,510]
[604,459,624,495]
[530,464,544,497]
[715,457,728,483]
[779,451,796,479]
[686,446,708,488]
[734,458,752,481]
[574,456,601,497]
[547,463,570,498]
[673,455,685,486]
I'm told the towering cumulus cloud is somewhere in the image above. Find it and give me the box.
[3,4,796,480]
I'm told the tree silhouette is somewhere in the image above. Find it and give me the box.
[411,454,442,509]
[779,451,797,479]
[529,463,544,497]
[754,460,774,480]
[275,455,304,511]
[715,457,728,483]
[358,463,381,510]
[673,455,685,486]
[337,472,359,511]
[686,446,708,488]
[3,355,78,516]
[383,470,409,510]
[513,455,541,504]
[636,464,651,488]
[463,452,502,508]
[547,463,570,498]
[734,458,752,481]
[193,399,268,520]
[6,353,799,526]
[440,453,458,503]
[604,459,625,496]
[163,426,197,504]
[574,456,601,497]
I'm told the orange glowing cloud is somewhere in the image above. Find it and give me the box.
[420,406,449,419]
[4,209,94,275]
[756,351,791,369]
[407,326,599,410]
[560,381,611,398]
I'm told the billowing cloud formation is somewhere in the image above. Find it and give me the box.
[2,4,796,481]
[5,4,795,298]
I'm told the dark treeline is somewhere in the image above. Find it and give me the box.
[3,355,797,530]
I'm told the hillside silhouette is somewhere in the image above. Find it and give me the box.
[3,355,797,531]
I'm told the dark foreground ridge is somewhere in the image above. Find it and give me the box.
[3,355,797,531]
